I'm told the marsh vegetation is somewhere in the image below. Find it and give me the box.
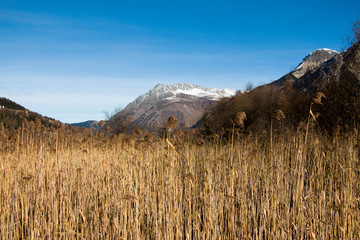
[0,120,359,239]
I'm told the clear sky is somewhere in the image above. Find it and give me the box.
[1,0,359,123]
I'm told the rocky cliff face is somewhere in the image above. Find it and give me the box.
[109,83,236,130]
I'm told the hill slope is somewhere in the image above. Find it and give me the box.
[0,97,67,132]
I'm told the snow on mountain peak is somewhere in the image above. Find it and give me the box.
[169,83,235,100]
[311,48,339,55]
[292,48,339,78]
[138,82,235,103]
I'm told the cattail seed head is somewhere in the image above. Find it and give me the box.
[167,116,178,130]
[313,92,326,105]
[98,120,106,128]
[273,109,285,121]
[234,112,246,127]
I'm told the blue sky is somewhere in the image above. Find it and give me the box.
[1,0,359,123]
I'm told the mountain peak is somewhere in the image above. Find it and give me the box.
[292,48,339,78]
[305,48,339,62]
[311,48,339,54]
[109,82,236,130]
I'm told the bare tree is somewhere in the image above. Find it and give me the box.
[103,105,123,121]
[245,82,254,92]
[343,18,360,50]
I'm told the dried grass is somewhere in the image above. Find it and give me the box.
[0,125,359,239]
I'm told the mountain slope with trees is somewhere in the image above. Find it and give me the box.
[201,41,360,136]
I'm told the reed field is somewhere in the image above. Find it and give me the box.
[0,124,360,239]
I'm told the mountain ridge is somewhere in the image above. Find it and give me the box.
[71,120,99,129]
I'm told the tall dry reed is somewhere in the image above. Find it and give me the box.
[0,126,359,239]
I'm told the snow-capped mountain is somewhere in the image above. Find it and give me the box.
[271,48,340,87]
[269,43,360,94]
[292,48,339,78]
[109,83,236,130]
[132,83,235,104]
[293,42,360,92]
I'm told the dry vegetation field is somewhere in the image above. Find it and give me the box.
[1,124,360,239]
